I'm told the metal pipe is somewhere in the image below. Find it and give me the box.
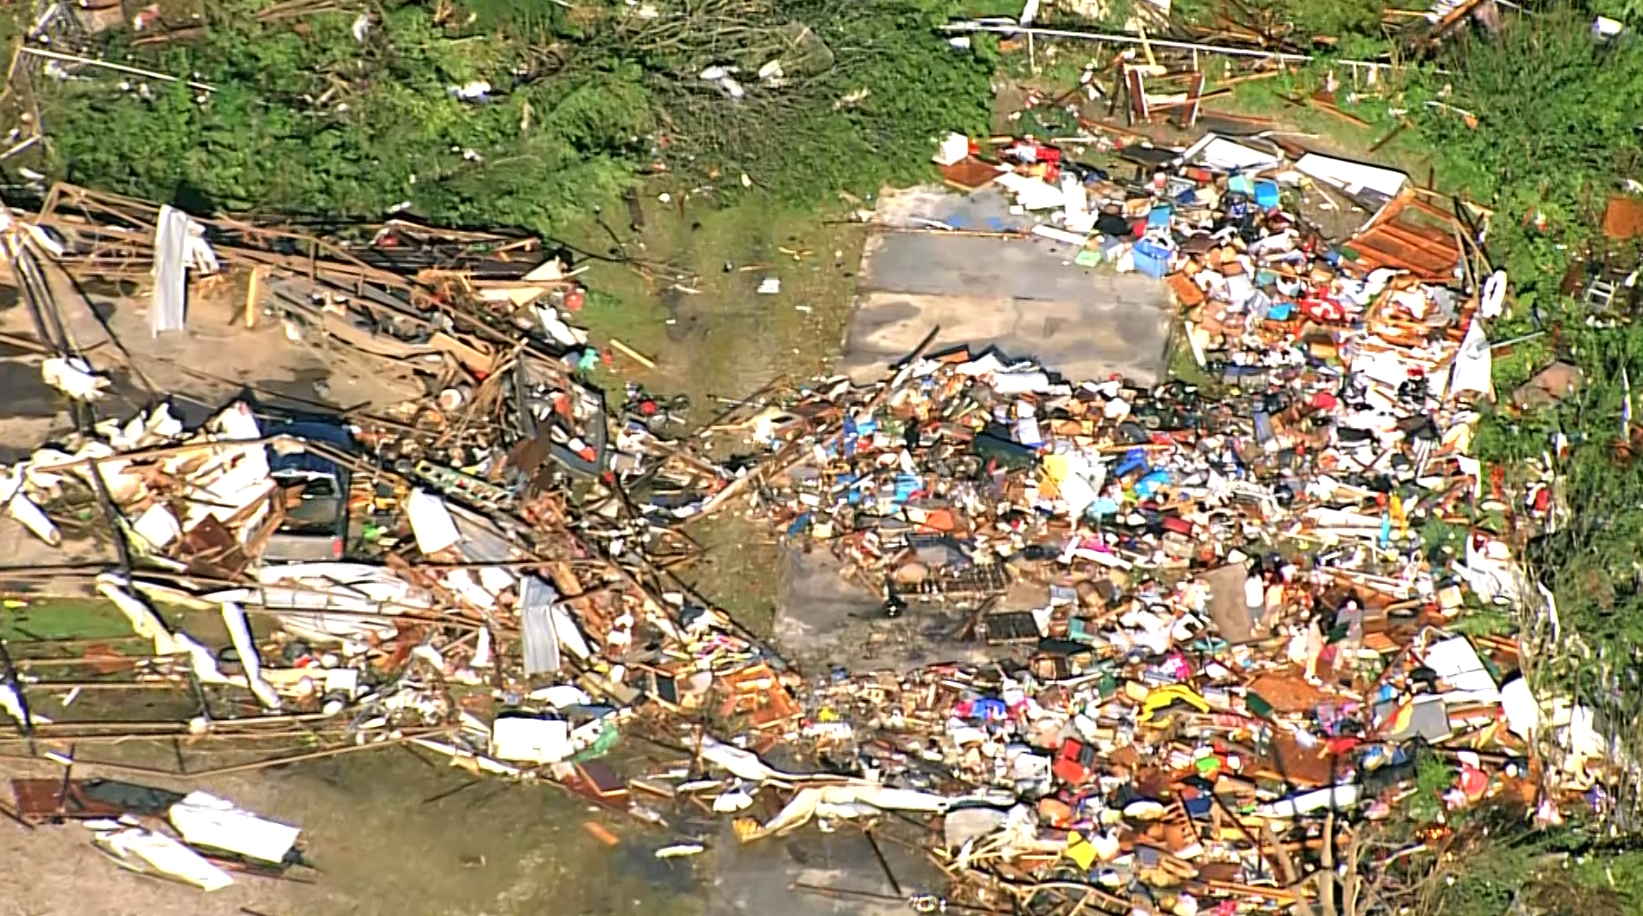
[942,21,1449,73]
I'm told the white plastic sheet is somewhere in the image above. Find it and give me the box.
[406,489,461,554]
[753,784,953,838]
[1422,635,1501,704]
[490,716,573,764]
[1500,677,1540,739]
[168,791,301,864]
[1449,318,1493,397]
[1255,783,1361,819]
[96,826,235,891]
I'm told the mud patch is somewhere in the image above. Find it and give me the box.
[660,285,700,344]
[255,365,351,412]
[0,359,60,418]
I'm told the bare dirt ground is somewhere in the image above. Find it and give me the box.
[0,750,702,916]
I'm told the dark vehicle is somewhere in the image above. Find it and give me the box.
[261,419,357,563]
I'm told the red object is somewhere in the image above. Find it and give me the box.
[1310,391,1339,410]
[1053,739,1094,785]
[1005,140,1064,182]
[1531,486,1551,514]
[565,288,586,311]
[639,399,659,416]
[1325,736,1362,756]
[1460,765,1489,799]
[1299,298,1346,323]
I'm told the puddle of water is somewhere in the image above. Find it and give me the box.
[266,751,711,916]
[0,360,60,418]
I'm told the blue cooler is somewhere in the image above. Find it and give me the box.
[1133,240,1172,279]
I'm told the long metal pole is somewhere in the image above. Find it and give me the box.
[942,21,1445,72]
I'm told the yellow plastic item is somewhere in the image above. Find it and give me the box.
[1064,831,1098,870]
[1042,454,1070,482]
[732,817,762,843]
[1140,684,1210,725]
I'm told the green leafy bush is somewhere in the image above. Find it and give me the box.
[1409,8,1643,301]
[38,0,997,230]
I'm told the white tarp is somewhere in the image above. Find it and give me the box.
[993,171,1065,210]
[1183,134,1281,173]
[150,205,220,337]
[406,489,461,555]
[750,784,953,838]
[168,791,301,864]
[1449,318,1493,398]
[152,205,190,336]
[490,716,573,764]
[699,736,810,784]
[1294,153,1408,199]
[1422,635,1501,704]
[94,826,235,891]
[1500,677,1540,739]
[1255,783,1361,819]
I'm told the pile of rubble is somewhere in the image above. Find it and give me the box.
[674,340,1568,911]
[0,155,1610,914]
[628,134,1590,910]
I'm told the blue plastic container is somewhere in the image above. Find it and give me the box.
[1132,240,1172,279]
[1254,180,1281,210]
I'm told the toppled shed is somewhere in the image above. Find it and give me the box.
[1344,189,1467,281]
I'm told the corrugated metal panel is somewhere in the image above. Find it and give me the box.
[449,504,513,562]
[151,205,189,336]
[519,576,561,676]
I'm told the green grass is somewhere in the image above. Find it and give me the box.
[1165,322,1209,388]
[0,597,139,643]
[562,189,865,411]
[960,0,1028,16]
[1216,70,1437,181]
[0,596,221,657]
[682,513,786,637]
